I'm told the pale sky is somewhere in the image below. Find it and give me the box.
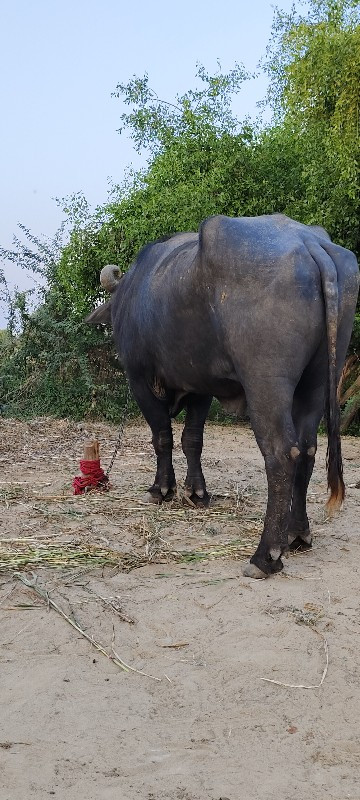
[0,0,298,325]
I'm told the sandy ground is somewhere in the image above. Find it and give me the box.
[0,417,360,800]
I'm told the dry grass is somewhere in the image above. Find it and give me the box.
[0,529,257,573]
[0,489,260,572]
[0,417,266,574]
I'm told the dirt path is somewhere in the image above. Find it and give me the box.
[0,418,360,800]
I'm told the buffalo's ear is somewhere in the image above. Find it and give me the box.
[85,300,112,325]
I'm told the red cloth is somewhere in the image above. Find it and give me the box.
[72,459,109,495]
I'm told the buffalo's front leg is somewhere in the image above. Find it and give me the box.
[181,394,212,507]
[243,380,300,578]
[149,428,176,503]
[128,377,176,504]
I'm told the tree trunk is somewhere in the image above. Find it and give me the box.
[340,393,360,433]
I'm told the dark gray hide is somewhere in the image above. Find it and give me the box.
[87,214,359,578]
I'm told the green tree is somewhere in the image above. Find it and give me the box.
[263,0,360,251]
[113,63,248,155]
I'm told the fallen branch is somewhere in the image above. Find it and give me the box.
[14,572,161,681]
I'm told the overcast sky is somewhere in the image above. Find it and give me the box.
[0,0,298,325]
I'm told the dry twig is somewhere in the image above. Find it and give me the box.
[260,625,329,689]
[111,626,161,681]
[14,573,159,680]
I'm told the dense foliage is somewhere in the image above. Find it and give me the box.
[1,0,359,426]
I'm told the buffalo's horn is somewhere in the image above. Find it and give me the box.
[100,264,121,293]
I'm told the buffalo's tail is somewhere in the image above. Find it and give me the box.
[306,239,344,514]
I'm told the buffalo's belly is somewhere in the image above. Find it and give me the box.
[165,378,246,418]
[156,352,239,395]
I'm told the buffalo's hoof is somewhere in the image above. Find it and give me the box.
[142,485,176,505]
[288,530,312,551]
[142,491,162,505]
[242,563,268,579]
[183,484,210,508]
[243,552,284,578]
[182,490,210,509]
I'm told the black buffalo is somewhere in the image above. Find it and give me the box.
[87,214,359,578]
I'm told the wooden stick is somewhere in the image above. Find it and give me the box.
[83,440,100,461]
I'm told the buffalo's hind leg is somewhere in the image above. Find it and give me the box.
[128,377,176,504]
[182,394,212,508]
[287,450,314,551]
[243,380,300,579]
[288,383,325,550]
